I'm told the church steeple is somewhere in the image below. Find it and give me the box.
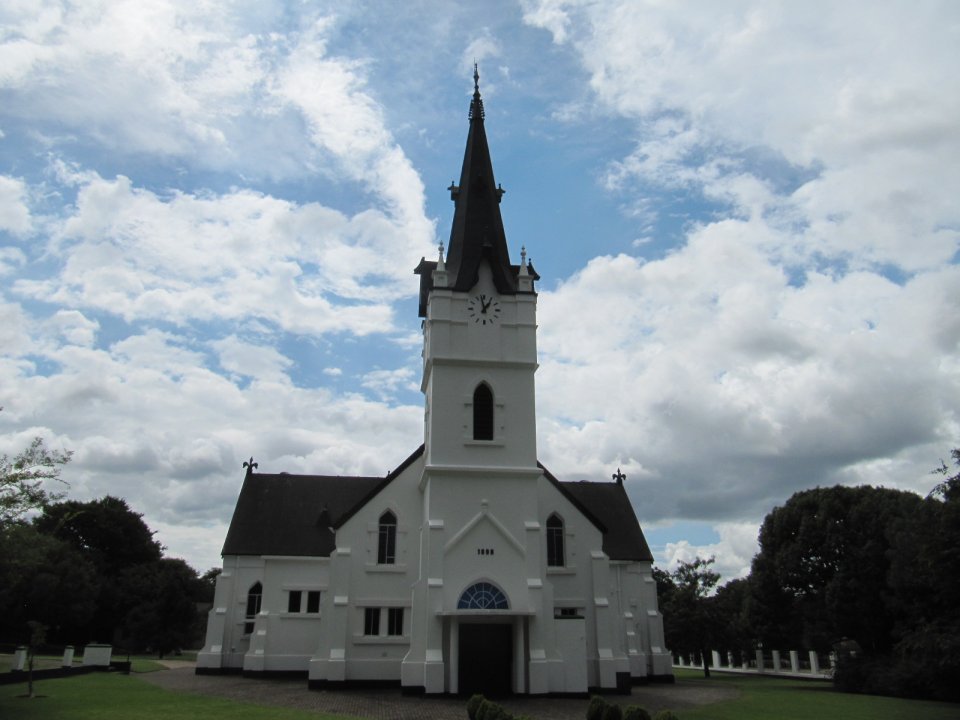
[445,64,514,294]
[415,66,537,316]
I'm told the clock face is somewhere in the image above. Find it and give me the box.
[467,293,501,325]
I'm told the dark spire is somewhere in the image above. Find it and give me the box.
[443,65,515,294]
[414,67,539,316]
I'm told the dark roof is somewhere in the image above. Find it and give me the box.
[221,446,424,558]
[558,479,654,562]
[415,67,538,317]
[222,445,651,563]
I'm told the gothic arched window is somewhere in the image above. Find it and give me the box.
[457,581,509,610]
[244,581,262,634]
[473,383,494,440]
[546,514,565,567]
[378,510,397,564]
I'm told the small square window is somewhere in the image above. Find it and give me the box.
[287,590,302,613]
[387,607,403,636]
[306,590,321,613]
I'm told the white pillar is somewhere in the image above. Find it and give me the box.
[727,651,734,668]
[755,649,764,672]
[789,650,799,673]
[711,650,721,668]
[13,647,27,671]
[772,650,781,673]
[809,650,820,674]
[63,646,75,667]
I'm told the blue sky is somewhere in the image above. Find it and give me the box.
[2,1,958,578]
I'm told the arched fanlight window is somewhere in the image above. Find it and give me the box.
[378,510,397,564]
[457,581,509,610]
[244,581,262,634]
[473,383,494,441]
[546,514,565,567]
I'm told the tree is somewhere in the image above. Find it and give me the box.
[120,558,204,656]
[34,496,163,642]
[0,435,71,526]
[0,523,99,644]
[660,557,720,677]
[748,485,923,654]
[878,450,960,701]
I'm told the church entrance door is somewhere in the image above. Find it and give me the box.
[458,623,512,696]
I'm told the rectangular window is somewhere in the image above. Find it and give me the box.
[287,590,302,613]
[387,607,404,636]
[555,607,582,618]
[306,590,321,614]
[364,608,381,636]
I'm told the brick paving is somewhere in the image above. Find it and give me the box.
[140,666,738,720]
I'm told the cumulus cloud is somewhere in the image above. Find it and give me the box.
[525,1,960,572]
[0,175,33,235]
[12,167,427,335]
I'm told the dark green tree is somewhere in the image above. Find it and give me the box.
[748,485,922,654]
[660,557,720,677]
[120,558,203,656]
[35,496,163,642]
[0,523,99,644]
[878,450,960,700]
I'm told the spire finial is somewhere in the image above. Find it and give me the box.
[438,241,445,264]
[243,457,258,476]
[613,468,626,484]
[469,63,485,120]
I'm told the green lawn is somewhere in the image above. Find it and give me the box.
[0,672,356,720]
[1,667,956,720]
[674,669,958,720]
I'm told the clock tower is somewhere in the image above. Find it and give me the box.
[414,65,540,471]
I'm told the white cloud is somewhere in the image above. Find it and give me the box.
[0,175,32,235]
[12,168,428,336]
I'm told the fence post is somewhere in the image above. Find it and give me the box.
[789,650,799,673]
[755,649,765,672]
[63,646,75,667]
[13,646,28,671]
[711,650,721,668]
[809,650,820,674]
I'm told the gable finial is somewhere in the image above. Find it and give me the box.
[613,468,626,484]
[243,457,258,476]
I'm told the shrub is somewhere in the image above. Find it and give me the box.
[601,703,623,720]
[467,694,485,720]
[652,711,679,720]
[586,695,608,720]
[623,706,651,720]
[476,699,496,720]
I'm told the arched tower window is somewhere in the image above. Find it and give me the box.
[546,514,565,567]
[378,510,397,564]
[244,581,262,634]
[457,581,509,610]
[473,383,494,440]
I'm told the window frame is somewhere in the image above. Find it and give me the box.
[364,607,381,636]
[546,513,565,568]
[472,383,494,441]
[387,607,404,636]
[377,510,397,565]
[244,581,263,634]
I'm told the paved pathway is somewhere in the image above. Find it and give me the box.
[140,666,738,720]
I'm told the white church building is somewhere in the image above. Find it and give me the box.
[196,70,672,695]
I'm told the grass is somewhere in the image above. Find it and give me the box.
[0,672,356,720]
[1,665,956,720]
[673,668,958,720]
